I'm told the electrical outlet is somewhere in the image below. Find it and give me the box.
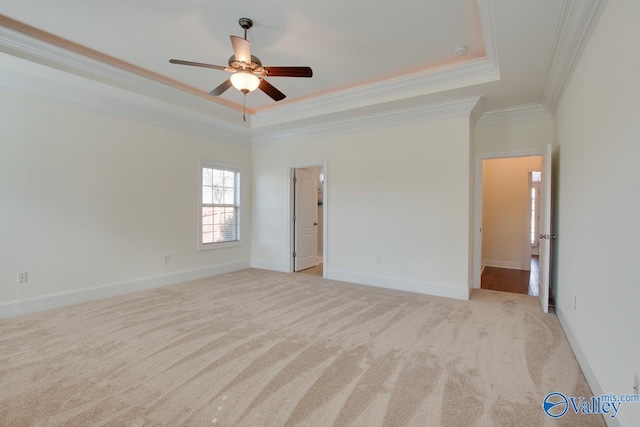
[163,254,170,264]
[17,272,27,283]
[574,296,577,311]
[265,245,270,253]
[376,256,382,265]
[634,374,639,395]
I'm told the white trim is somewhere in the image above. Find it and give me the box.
[326,269,471,301]
[477,104,552,126]
[483,260,526,270]
[251,60,497,130]
[555,306,624,427]
[0,261,250,319]
[541,0,608,113]
[249,260,290,273]
[473,148,545,290]
[477,0,500,71]
[252,96,483,146]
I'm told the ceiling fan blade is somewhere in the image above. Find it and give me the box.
[259,79,286,101]
[264,66,313,78]
[169,59,227,71]
[230,35,251,64]
[209,79,233,96]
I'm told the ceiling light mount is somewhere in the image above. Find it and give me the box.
[238,18,253,39]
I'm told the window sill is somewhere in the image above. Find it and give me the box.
[199,240,243,251]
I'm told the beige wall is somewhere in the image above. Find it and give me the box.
[0,90,251,309]
[554,1,640,425]
[252,116,473,299]
[482,156,541,270]
[475,119,554,154]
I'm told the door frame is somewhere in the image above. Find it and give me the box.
[473,149,544,290]
[288,160,328,276]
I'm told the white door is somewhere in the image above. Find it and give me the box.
[294,168,318,271]
[538,144,552,313]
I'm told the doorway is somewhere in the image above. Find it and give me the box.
[474,151,545,292]
[474,146,552,312]
[289,163,327,277]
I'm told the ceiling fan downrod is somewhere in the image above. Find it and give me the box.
[238,18,253,41]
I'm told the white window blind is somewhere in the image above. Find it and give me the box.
[201,165,240,246]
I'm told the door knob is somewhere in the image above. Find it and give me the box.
[314,222,318,226]
[539,234,545,239]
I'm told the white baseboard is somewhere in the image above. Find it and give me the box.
[483,259,525,270]
[555,306,623,427]
[0,260,250,319]
[250,259,290,273]
[326,269,470,301]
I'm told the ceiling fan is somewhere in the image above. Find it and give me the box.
[169,18,313,121]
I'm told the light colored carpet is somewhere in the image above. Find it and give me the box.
[0,269,604,426]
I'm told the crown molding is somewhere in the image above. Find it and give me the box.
[477,0,499,70]
[251,96,483,146]
[470,96,487,126]
[0,23,246,125]
[541,0,608,113]
[0,0,499,131]
[477,104,552,126]
[251,59,497,130]
[0,0,497,143]
[251,0,500,129]
[0,54,251,145]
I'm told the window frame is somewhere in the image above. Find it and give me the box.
[198,160,242,251]
[529,169,541,249]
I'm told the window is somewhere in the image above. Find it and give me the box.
[199,163,240,249]
[530,170,541,246]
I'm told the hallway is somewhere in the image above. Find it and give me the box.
[481,256,539,296]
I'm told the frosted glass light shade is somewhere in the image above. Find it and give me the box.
[230,71,260,93]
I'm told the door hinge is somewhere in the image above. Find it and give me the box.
[293,176,297,184]
[293,252,297,258]
[293,214,297,221]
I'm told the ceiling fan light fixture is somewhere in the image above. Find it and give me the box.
[230,70,260,93]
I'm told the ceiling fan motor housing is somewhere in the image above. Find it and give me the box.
[228,54,265,75]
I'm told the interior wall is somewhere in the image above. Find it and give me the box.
[475,118,554,154]
[0,89,252,310]
[482,156,541,270]
[554,1,640,426]
[252,116,473,299]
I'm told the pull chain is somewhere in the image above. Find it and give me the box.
[243,93,247,122]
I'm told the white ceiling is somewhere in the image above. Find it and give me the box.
[0,0,606,134]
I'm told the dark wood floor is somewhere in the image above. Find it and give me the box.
[481,256,539,296]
